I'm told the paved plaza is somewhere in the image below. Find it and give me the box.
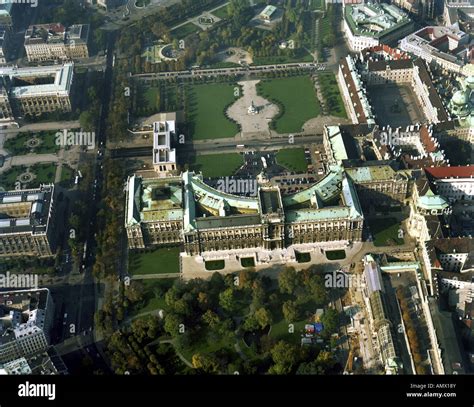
[227,80,279,135]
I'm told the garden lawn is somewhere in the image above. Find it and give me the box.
[129,247,181,276]
[0,167,24,190]
[186,83,240,140]
[368,218,405,247]
[172,22,202,39]
[190,153,243,178]
[269,319,307,345]
[276,148,307,173]
[325,249,346,260]
[258,76,320,133]
[318,73,347,118]
[30,163,57,185]
[4,132,60,156]
[211,5,228,19]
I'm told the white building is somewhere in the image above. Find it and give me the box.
[427,236,473,274]
[0,28,8,65]
[0,63,74,119]
[0,289,54,364]
[343,3,414,52]
[153,120,177,177]
[425,166,474,202]
[400,26,470,74]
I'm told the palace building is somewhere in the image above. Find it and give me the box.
[0,63,74,120]
[338,47,449,126]
[125,167,365,259]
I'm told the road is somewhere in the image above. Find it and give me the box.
[51,31,117,366]
[111,134,323,158]
[0,121,80,135]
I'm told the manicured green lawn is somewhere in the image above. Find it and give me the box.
[318,73,347,118]
[129,247,181,276]
[241,257,255,268]
[190,153,243,178]
[172,22,201,39]
[186,83,240,140]
[325,250,346,261]
[0,167,24,190]
[276,148,307,173]
[269,319,307,345]
[295,252,311,263]
[257,76,320,133]
[210,61,241,69]
[311,0,324,10]
[30,163,57,185]
[368,218,405,247]
[60,165,74,185]
[180,328,235,362]
[4,132,60,156]
[211,5,228,19]
[205,260,225,271]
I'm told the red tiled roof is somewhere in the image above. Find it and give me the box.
[339,58,367,124]
[420,126,437,153]
[425,166,474,179]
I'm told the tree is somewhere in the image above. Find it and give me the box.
[308,274,328,305]
[219,288,238,313]
[192,353,219,373]
[255,307,273,329]
[282,300,300,322]
[125,281,145,303]
[251,280,266,308]
[163,312,182,337]
[243,315,260,332]
[321,308,339,337]
[269,341,299,375]
[278,267,301,294]
[202,310,220,330]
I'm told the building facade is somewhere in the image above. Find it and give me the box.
[126,168,365,256]
[0,289,54,364]
[343,3,414,52]
[0,63,74,119]
[425,166,474,202]
[339,50,450,126]
[0,185,56,258]
[24,23,89,62]
[400,26,470,74]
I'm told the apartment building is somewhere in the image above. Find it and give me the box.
[24,23,89,62]
[0,289,54,364]
[0,185,56,258]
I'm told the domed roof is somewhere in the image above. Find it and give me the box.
[466,76,474,88]
[452,90,468,105]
